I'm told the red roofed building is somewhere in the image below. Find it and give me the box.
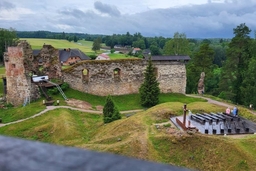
[96,54,110,60]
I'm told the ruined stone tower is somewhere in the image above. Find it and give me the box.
[4,41,40,106]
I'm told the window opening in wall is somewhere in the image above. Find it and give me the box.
[82,69,89,82]
[12,64,16,69]
[83,69,89,76]
[113,68,121,78]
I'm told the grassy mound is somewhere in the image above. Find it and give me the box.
[1,100,256,170]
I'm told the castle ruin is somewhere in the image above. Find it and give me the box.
[3,41,190,106]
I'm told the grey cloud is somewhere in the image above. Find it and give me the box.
[53,0,256,38]
[59,9,88,18]
[0,1,15,9]
[94,1,121,17]
[2,0,256,38]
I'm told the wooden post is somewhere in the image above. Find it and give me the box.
[183,104,187,126]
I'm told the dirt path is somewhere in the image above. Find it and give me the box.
[1,95,255,128]
[0,103,143,128]
[186,94,256,115]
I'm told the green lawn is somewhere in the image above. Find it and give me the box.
[20,38,135,60]
[52,88,206,111]
[108,53,135,60]
[20,38,94,54]
[0,99,46,123]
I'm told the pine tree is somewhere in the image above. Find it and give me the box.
[219,23,252,104]
[103,95,121,123]
[139,58,160,107]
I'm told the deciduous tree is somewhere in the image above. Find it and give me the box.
[0,28,18,63]
[92,38,101,53]
[163,32,190,55]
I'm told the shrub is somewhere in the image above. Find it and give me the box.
[89,54,97,60]
[61,82,69,91]
[47,87,59,95]
[103,95,121,123]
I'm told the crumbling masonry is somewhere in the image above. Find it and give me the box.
[4,41,189,106]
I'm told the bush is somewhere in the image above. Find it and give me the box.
[89,54,97,60]
[110,49,115,53]
[103,95,121,123]
[61,82,69,91]
[47,87,59,95]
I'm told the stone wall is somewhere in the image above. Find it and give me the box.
[4,41,62,106]
[63,59,145,96]
[4,41,40,106]
[153,61,186,94]
[63,59,187,96]
[4,40,188,105]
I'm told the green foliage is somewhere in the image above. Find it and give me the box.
[139,58,160,107]
[0,28,18,63]
[61,82,69,91]
[186,43,215,94]
[150,45,161,55]
[163,32,190,55]
[47,87,59,95]
[219,23,252,104]
[193,43,215,73]
[89,54,97,60]
[92,37,101,52]
[132,39,146,49]
[110,49,115,53]
[103,95,121,123]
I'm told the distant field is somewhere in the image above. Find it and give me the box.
[20,38,94,54]
[108,53,135,59]
[20,38,129,59]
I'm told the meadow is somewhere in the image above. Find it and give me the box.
[21,38,128,59]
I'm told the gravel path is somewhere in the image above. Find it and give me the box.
[186,94,256,115]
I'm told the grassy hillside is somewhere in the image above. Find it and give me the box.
[0,90,206,123]
[1,101,256,170]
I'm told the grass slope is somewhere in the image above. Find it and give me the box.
[1,101,256,170]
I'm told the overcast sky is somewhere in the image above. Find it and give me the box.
[0,0,255,38]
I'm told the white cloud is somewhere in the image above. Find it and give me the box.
[0,0,256,38]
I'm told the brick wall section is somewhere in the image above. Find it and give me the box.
[4,41,40,106]
[63,59,187,96]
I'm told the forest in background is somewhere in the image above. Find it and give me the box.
[1,23,256,107]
